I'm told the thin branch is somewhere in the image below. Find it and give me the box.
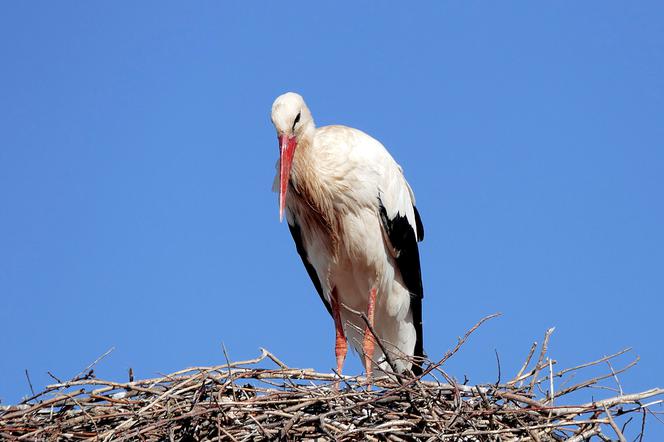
[71,347,115,382]
[529,328,555,390]
[510,341,537,386]
[24,369,35,397]
[604,405,627,442]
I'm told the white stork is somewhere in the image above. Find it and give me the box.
[271,92,425,380]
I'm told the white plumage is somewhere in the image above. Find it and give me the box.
[271,92,424,378]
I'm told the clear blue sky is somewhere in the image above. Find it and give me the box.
[1,1,663,436]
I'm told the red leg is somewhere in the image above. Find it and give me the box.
[363,287,377,384]
[330,288,347,380]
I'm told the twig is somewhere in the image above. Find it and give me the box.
[436,313,502,367]
[510,341,537,386]
[607,359,624,396]
[260,347,289,369]
[548,358,554,403]
[47,371,62,383]
[554,356,640,399]
[554,347,632,378]
[221,343,237,402]
[494,349,501,386]
[603,405,627,442]
[71,347,115,382]
[24,370,35,397]
[566,426,601,442]
[529,328,554,390]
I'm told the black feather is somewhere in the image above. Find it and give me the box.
[414,206,424,242]
[287,221,332,317]
[378,198,425,375]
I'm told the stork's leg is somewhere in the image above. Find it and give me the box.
[363,287,377,383]
[330,288,347,379]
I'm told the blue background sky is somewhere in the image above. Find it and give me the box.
[1,1,663,437]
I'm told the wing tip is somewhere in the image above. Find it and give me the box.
[414,206,424,242]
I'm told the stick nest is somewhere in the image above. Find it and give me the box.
[1,315,662,441]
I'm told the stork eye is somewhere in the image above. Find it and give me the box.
[292,112,301,130]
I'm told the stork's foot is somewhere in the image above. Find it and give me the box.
[363,287,377,387]
[331,288,347,389]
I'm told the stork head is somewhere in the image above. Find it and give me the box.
[271,92,315,221]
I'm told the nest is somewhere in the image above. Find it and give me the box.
[1,315,662,441]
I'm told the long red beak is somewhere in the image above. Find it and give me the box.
[278,134,297,222]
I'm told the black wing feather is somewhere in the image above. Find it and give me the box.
[414,206,424,242]
[287,221,332,317]
[378,198,425,375]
